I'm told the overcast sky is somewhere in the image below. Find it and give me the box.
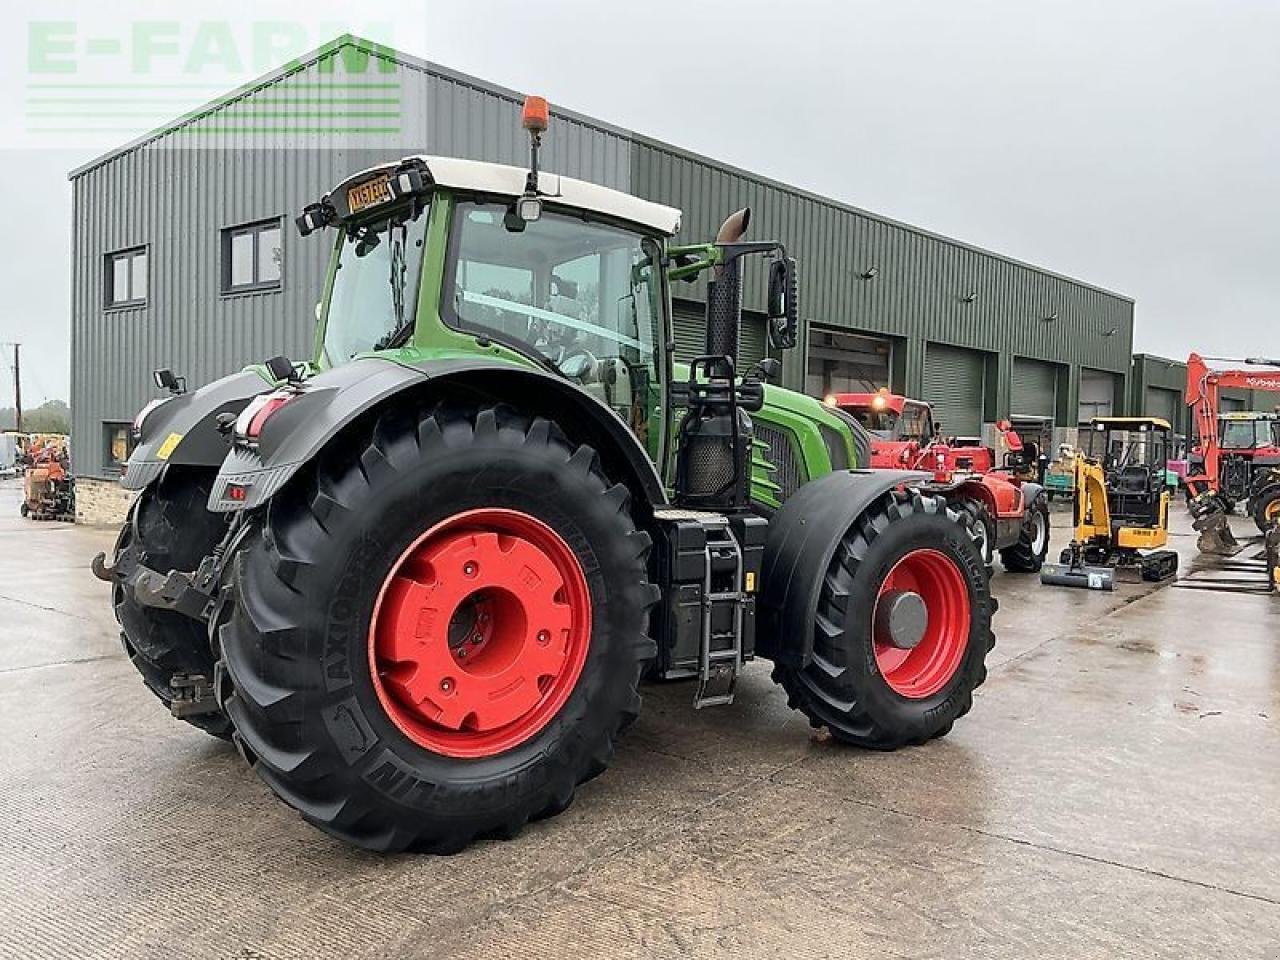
[1,0,1277,405]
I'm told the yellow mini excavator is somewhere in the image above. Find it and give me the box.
[1040,418,1179,591]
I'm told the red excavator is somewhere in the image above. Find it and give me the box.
[1184,353,1280,553]
[830,390,1050,573]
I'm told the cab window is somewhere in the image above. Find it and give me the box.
[446,201,665,450]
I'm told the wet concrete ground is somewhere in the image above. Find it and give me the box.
[0,477,1276,959]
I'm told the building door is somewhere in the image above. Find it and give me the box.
[672,299,768,371]
[1144,386,1182,434]
[805,327,892,397]
[1078,369,1117,424]
[1011,358,1057,420]
[923,343,985,438]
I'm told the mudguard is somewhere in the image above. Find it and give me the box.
[207,356,668,512]
[757,468,929,668]
[121,369,272,491]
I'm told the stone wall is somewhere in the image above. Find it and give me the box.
[75,476,136,527]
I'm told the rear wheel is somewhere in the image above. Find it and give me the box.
[1253,487,1280,533]
[774,491,995,749]
[114,468,232,739]
[1000,495,1051,573]
[217,404,657,852]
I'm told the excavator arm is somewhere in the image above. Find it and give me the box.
[1184,353,1280,554]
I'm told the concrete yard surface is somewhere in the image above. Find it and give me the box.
[0,478,1277,959]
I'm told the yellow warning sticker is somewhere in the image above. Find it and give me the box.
[745,571,756,592]
[155,432,183,460]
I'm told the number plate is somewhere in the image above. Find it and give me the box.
[347,174,392,213]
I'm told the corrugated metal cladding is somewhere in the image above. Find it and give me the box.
[1010,358,1057,419]
[70,35,1134,478]
[922,344,985,436]
[671,301,766,371]
[629,140,1134,379]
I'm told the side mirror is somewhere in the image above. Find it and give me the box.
[265,355,299,383]
[152,368,185,394]
[766,256,799,350]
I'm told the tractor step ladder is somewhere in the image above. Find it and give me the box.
[694,518,746,709]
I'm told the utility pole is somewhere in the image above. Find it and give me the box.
[11,343,20,434]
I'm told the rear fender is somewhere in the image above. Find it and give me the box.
[122,369,273,491]
[758,469,929,668]
[207,357,667,513]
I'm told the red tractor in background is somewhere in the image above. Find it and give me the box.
[830,389,1051,572]
[1184,353,1280,549]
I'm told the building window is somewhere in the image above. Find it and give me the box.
[105,247,148,307]
[222,218,283,293]
[103,421,134,474]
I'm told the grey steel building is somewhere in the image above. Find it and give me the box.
[70,34,1136,514]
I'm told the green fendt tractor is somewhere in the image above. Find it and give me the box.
[95,96,995,852]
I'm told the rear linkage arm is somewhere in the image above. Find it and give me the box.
[91,513,254,623]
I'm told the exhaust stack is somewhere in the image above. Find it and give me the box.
[705,208,751,377]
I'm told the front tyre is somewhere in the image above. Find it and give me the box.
[999,494,1051,573]
[1252,487,1280,533]
[774,491,995,750]
[218,404,657,852]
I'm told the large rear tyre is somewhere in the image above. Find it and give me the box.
[217,404,657,852]
[114,468,233,739]
[774,490,995,750]
[1252,487,1280,533]
[999,495,1051,573]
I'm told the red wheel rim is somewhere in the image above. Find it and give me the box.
[368,508,591,758]
[872,548,971,699]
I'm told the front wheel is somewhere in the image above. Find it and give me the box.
[773,490,995,750]
[1000,495,1051,573]
[217,404,657,852]
[1253,487,1280,533]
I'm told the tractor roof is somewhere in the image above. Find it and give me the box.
[1089,416,1172,432]
[330,156,683,236]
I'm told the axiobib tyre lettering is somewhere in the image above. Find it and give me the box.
[216,404,657,852]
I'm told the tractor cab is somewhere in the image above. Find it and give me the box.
[829,391,936,468]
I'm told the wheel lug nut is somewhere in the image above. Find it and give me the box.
[536,630,550,645]
[440,677,454,693]
[463,562,478,577]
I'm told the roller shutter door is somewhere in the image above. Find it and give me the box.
[672,302,767,370]
[1145,386,1181,431]
[923,344,985,437]
[1011,358,1057,420]
[1078,369,1117,423]
[805,327,892,396]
